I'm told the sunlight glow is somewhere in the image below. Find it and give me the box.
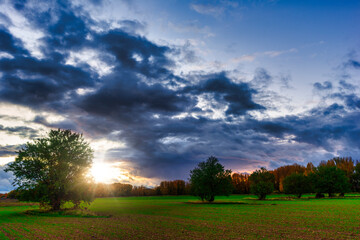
[90,162,121,183]
[0,156,15,166]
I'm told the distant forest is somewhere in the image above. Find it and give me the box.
[5,157,359,199]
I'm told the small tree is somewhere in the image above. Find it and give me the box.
[283,173,311,198]
[189,156,233,202]
[5,129,94,210]
[249,167,274,200]
[310,165,350,197]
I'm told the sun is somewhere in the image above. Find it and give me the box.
[90,162,120,183]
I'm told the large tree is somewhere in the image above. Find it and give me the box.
[249,167,275,200]
[310,165,350,197]
[189,156,233,202]
[283,173,311,198]
[5,129,94,210]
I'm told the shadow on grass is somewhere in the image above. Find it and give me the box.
[25,209,111,218]
[0,200,38,207]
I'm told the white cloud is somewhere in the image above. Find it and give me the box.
[264,48,297,57]
[232,54,256,63]
[66,49,115,76]
[190,3,225,17]
[0,1,45,58]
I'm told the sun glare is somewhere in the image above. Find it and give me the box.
[0,156,15,166]
[90,162,120,183]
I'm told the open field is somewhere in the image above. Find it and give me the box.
[1,194,360,239]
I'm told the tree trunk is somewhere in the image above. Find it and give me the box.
[51,196,61,210]
[52,201,61,210]
[315,193,324,198]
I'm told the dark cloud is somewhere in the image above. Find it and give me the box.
[279,73,292,89]
[313,81,333,91]
[0,26,28,55]
[0,0,359,188]
[344,94,360,109]
[0,56,96,109]
[345,59,360,69]
[0,144,23,157]
[339,80,356,91]
[0,12,12,26]
[32,115,78,132]
[78,73,191,124]
[185,72,265,116]
[0,125,39,139]
[0,8,97,109]
[251,68,272,89]
[330,93,360,110]
[118,20,147,35]
[249,104,360,152]
[97,29,173,78]
[88,0,103,6]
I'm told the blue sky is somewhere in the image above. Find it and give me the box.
[0,0,359,192]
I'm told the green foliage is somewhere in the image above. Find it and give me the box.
[249,167,274,200]
[310,165,351,197]
[283,173,311,198]
[5,129,94,210]
[352,162,360,192]
[189,156,233,202]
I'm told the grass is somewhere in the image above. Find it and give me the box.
[1,194,360,239]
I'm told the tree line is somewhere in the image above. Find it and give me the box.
[7,156,360,201]
[188,156,360,201]
[4,129,360,209]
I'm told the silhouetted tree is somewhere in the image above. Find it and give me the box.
[249,167,274,200]
[330,157,355,196]
[189,156,233,202]
[331,157,355,179]
[304,162,315,176]
[7,190,18,199]
[232,173,250,194]
[272,164,306,192]
[112,183,133,196]
[5,129,94,210]
[131,186,156,196]
[283,173,311,198]
[351,161,360,192]
[159,180,186,195]
[310,165,350,197]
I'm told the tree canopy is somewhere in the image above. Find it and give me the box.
[283,173,311,198]
[249,167,274,200]
[189,156,233,202]
[310,165,350,197]
[5,129,94,210]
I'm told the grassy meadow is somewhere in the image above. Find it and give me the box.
[1,194,360,239]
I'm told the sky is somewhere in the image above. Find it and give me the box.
[0,0,359,192]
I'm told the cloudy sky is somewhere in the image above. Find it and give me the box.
[0,0,359,192]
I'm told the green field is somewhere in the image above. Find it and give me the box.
[1,194,360,239]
